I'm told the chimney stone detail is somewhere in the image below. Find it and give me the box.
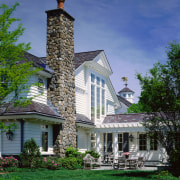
[46,8,76,157]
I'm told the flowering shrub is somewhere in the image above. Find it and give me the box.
[0,156,18,171]
[43,156,60,170]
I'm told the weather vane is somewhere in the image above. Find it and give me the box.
[121,77,128,87]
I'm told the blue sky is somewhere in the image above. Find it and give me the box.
[1,0,180,103]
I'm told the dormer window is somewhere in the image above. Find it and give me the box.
[38,78,44,93]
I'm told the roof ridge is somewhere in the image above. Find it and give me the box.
[75,50,104,54]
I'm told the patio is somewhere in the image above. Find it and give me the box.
[92,165,158,171]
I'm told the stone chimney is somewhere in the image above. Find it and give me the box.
[46,1,76,157]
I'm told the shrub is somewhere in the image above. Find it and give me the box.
[65,146,81,158]
[20,138,42,168]
[0,156,18,172]
[59,157,83,170]
[85,150,100,158]
[154,171,176,180]
[43,156,60,170]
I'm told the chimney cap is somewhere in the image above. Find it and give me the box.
[57,0,65,9]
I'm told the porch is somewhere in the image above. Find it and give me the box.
[91,124,166,164]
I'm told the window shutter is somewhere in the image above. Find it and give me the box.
[107,133,112,152]
[123,133,129,152]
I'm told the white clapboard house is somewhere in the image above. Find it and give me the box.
[0,1,164,164]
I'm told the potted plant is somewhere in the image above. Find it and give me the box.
[124,152,130,159]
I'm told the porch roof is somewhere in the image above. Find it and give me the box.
[76,114,95,128]
[103,113,144,124]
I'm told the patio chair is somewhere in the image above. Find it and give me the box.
[113,157,119,169]
[105,152,114,165]
[137,157,144,168]
[118,156,127,169]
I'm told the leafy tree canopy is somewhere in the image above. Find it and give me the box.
[127,103,144,113]
[0,3,40,130]
[0,2,40,108]
[137,41,180,112]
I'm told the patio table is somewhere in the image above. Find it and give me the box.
[125,157,138,169]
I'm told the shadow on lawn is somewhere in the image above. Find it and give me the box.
[112,171,157,178]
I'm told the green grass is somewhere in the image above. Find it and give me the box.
[0,169,178,180]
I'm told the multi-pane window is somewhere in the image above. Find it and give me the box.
[91,74,95,83]
[91,84,95,121]
[42,125,48,152]
[118,134,123,151]
[96,87,100,119]
[102,89,105,115]
[139,134,147,151]
[150,135,158,151]
[91,73,105,121]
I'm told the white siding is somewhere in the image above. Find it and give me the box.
[107,101,115,115]
[28,75,47,104]
[24,122,53,155]
[1,122,21,155]
[77,128,88,150]
[2,75,48,105]
[75,67,88,116]
[1,121,54,156]
[75,68,86,89]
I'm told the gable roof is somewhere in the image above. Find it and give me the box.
[74,50,103,69]
[117,95,132,107]
[103,113,144,124]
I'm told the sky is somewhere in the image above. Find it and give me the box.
[1,0,180,103]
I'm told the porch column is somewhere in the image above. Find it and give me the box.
[96,132,100,154]
[113,133,118,158]
[87,132,91,151]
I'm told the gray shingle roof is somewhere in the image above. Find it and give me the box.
[74,50,103,69]
[117,95,132,107]
[76,114,95,126]
[118,87,134,93]
[0,101,62,119]
[23,52,53,74]
[103,113,144,124]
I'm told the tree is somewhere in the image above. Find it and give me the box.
[137,41,180,170]
[0,3,40,129]
[127,103,144,113]
[0,3,40,109]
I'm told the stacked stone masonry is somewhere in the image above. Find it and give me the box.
[46,9,76,157]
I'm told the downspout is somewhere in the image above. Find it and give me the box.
[20,120,24,152]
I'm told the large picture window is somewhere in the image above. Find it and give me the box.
[90,73,105,121]
[139,134,147,151]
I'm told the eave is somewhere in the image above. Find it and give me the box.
[0,113,64,124]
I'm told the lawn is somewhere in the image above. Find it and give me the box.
[0,169,179,180]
